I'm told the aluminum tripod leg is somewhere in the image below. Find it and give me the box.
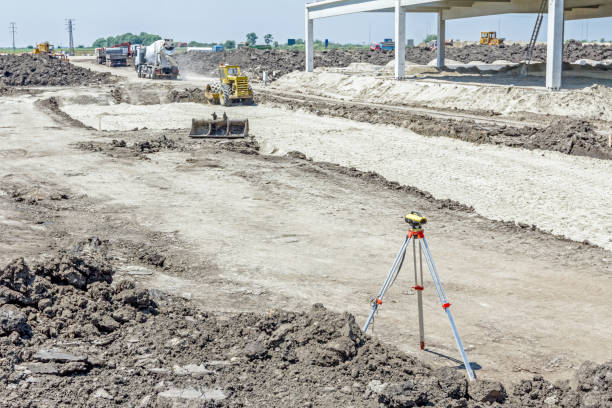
[362,236,411,332]
[413,239,425,350]
[419,237,475,381]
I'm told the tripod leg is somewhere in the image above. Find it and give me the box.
[417,242,425,350]
[362,237,411,332]
[413,239,425,350]
[419,237,475,381]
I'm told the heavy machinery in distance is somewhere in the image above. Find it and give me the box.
[95,42,132,67]
[134,39,179,79]
[205,65,254,106]
[33,42,68,61]
[480,32,505,47]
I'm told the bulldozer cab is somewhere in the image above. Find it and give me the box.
[480,32,496,44]
[219,65,242,81]
[34,42,52,54]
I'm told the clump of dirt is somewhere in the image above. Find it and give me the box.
[0,54,114,87]
[75,134,185,160]
[167,87,208,103]
[176,43,612,81]
[258,92,612,160]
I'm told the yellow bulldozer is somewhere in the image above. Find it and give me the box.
[33,42,68,61]
[205,65,254,106]
[480,32,505,47]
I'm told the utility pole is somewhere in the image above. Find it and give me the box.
[9,22,17,53]
[66,19,75,55]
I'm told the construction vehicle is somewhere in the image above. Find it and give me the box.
[204,65,254,106]
[95,47,128,67]
[480,32,505,47]
[33,42,52,55]
[33,42,68,61]
[370,38,395,51]
[189,112,249,138]
[133,39,179,79]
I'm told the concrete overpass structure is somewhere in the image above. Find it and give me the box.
[305,0,612,89]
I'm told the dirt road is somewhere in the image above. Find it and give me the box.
[1,83,611,391]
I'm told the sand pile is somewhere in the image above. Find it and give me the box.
[1,244,610,406]
[0,54,113,86]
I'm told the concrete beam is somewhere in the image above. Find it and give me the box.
[546,0,564,90]
[395,0,406,79]
[437,11,446,69]
[306,11,314,72]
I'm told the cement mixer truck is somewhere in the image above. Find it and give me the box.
[134,39,179,79]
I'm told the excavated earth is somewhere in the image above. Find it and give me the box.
[1,213,610,407]
[176,42,612,80]
[0,54,113,87]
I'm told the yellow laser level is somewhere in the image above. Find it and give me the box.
[405,212,427,228]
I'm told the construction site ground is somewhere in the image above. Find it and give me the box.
[1,56,611,406]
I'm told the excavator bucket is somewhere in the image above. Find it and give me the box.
[189,113,249,139]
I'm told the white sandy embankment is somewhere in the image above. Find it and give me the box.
[270,69,612,122]
[62,101,612,251]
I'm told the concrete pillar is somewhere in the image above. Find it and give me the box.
[437,11,446,69]
[546,0,564,90]
[394,0,406,79]
[305,10,314,72]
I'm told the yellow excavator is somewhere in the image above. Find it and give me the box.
[205,65,254,106]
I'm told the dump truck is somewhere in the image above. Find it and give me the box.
[134,39,179,79]
[204,65,254,106]
[96,47,128,67]
[480,32,505,47]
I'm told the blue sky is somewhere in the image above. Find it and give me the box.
[3,0,612,47]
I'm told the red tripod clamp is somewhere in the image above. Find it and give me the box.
[408,230,424,239]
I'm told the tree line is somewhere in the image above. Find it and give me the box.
[92,32,162,48]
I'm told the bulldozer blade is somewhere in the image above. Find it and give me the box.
[189,117,249,139]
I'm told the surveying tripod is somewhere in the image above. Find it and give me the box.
[362,212,475,380]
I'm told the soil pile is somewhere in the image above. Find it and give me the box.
[259,91,612,160]
[176,42,612,80]
[0,54,113,86]
[1,245,610,406]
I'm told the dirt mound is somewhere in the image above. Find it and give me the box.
[167,87,208,103]
[176,43,612,81]
[76,134,184,160]
[1,244,610,406]
[0,54,113,87]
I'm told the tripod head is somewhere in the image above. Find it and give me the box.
[405,212,427,229]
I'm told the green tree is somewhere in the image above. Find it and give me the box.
[93,38,107,48]
[27,45,33,49]
[295,38,305,45]
[264,34,273,45]
[246,32,258,46]
[423,34,437,43]
[273,41,279,48]
[224,40,236,49]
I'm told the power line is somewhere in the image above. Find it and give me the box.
[9,22,17,53]
[66,19,75,55]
